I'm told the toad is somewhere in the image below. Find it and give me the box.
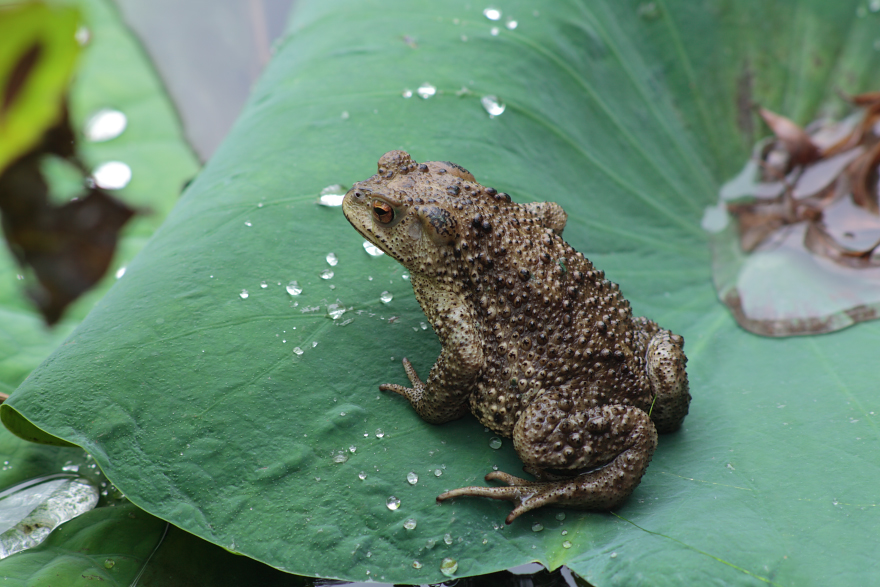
[342,151,690,523]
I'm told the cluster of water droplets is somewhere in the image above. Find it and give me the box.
[83,109,132,190]
[399,8,518,122]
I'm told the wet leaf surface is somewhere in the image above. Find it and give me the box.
[3,0,880,585]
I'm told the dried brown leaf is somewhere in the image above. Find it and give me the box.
[845,90,880,107]
[759,107,821,166]
[803,220,880,268]
[848,139,880,215]
[727,201,787,251]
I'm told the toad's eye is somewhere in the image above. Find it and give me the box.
[372,200,395,224]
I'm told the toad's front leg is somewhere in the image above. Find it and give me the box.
[380,278,483,424]
[437,400,658,523]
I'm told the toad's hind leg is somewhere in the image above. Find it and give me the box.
[437,401,658,523]
[645,328,690,433]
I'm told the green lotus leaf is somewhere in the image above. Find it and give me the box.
[4,0,879,584]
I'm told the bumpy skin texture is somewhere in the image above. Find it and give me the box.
[342,151,690,523]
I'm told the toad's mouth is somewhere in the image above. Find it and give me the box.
[344,215,397,259]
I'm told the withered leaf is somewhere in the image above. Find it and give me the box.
[727,201,787,252]
[849,140,880,215]
[845,90,880,107]
[0,107,135,325]
[803,220,880,269]
[759,107,821,167]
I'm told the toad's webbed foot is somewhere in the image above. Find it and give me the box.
[438,466,641,524]
[380,358,470,424]
[437,471,554,524]
[379,357,425,400]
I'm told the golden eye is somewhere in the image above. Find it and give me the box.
[372,200,394,224]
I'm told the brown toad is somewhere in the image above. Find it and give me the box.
[342,151,690,523]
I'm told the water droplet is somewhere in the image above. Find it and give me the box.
[320,269,334,280]
[62,462,79,473]
[561,529,568,535]
[531,523,544,532]
[363,241,385,256]
[420,322,428,330]
[104,558,115,569]
[380,291,393,303]
[326,252,339,266]
[332,450,349,464]
[426,538,436,549]
[84,109,127,142]
[375,429,385,438]
[563,540,572,549]
[610,552,618,558]
[555,512,566,521]
[327,303,346,320]
[417,83,436,99]
[293,347,304,355]
[341,111,350,120]
[412,560,422,569]
[402,89,413,98]
[402,273,410,280]
[358,471,367,480]
[312,341,318,348]
[489,437,502,449]
[244,221,253,227]
[239,290,249,299]
[440,557,458,577]
[92,161,132,190]
[404,518,417,530]
[490,26,500,36]
[386,496,401,510]
[318,184,346,206]
[443,533,453,545]
[483,7,502,20]
[434,468,442,477]
[480,95,506,118]
[115,266,126,279]
[407,471,419,485]
[75,26,90,45]
[870,0,880,12]
[505,18,518,30]
[286,280,302,295]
